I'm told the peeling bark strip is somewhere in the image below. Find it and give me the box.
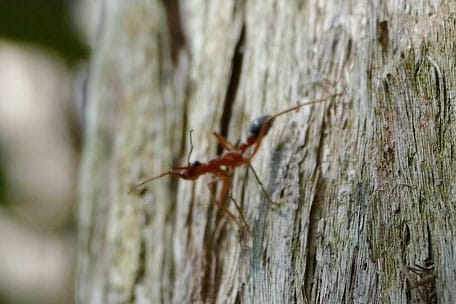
[79,1,456,303]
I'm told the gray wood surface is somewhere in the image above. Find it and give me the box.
[78,1,455,303]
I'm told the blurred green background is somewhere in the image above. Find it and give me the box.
[0,1,91,303]
[0,0,88,65]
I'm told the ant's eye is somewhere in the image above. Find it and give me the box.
[248,115,272,138]
[191,161,202,167]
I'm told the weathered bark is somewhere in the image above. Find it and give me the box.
[78,1,456,303]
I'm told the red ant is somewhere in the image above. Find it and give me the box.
[130,94,339,229]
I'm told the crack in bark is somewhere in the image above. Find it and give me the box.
[196,21,247,302]
[160,2,191,300]
[217,23,246,155]
[303,107,328,299]
[200,212,228,303]
[129,235,146,303]
[163,0,187,65]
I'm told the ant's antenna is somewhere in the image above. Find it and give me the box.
[187,129,194,165]
[270,93,340,120]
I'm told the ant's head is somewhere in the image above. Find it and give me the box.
[179,160,203,180]
[247,115,273,139]
[190,160,202,167]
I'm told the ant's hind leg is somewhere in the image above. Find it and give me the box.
[228,194,251,233]
[248,163,281,206]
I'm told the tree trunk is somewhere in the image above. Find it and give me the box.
[78,1,456,303]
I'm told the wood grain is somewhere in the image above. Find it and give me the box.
[78,1,456,303]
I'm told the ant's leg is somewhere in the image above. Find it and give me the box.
[217,173,250,230]
[129,170,175,194]
[248,163,280,206]
[208,174,250,231]
[228,194,250,233]
[129,166,192,194]
[207,176,241,226]
[212,132,235,151]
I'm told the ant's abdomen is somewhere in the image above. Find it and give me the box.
[248,115,273,138]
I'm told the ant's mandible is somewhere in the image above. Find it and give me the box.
[130,93,340,229]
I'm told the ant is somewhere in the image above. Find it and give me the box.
[130,93,340,230]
